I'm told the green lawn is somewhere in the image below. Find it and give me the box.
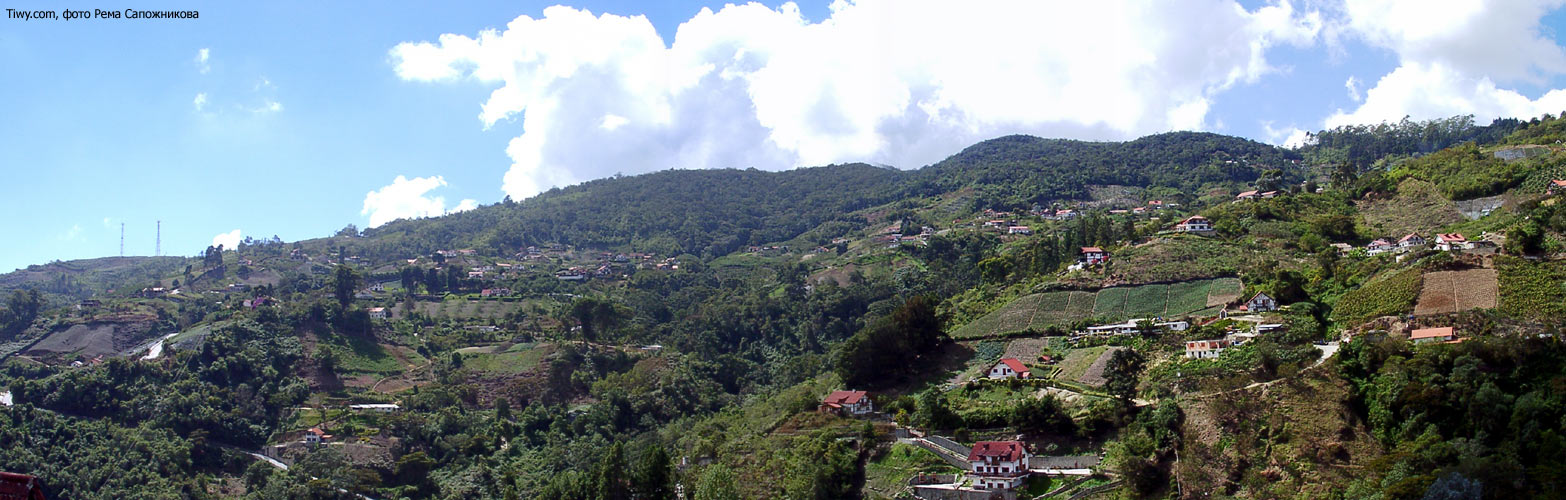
[461,343,550,375]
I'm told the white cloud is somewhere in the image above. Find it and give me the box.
[61,224,82,241]
[1327,0,1566,127]
[212,229,241,250]
[1344,76,1361,102]
[1261,120,1312,148]
[361,175,480,227]
[391,0,1323,200]
[196,48,210,74]
[193,93,207,111]
[253,100,283,114]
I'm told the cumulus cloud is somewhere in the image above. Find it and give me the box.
[253,100,283,114]
[1344,76,1361,102]
[1327,0,1566,127]
[212,229,241,250]
[196,48,210,74]
[193,93,207,111]
[391,0,1323,200]
[1261,120,1313,148]
[361,175,480,228]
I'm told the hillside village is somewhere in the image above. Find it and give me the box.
[0,118,1565,499]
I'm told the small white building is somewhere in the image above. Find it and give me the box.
[1184,339,1233,359]
[1085,319,1144,336]
[968,441,1031,491]
[1079,246,1109,266]
[1174,215,1213,233]
[1007,226,1032,235]
[349,403,401,413]
[1366,239,1393,256]
[367,307,388,320]
[818,390,875,416]
[1396,233,1426,252]
[1435,233,1468,251]
[987,358,1031,379]
[1243,292,1277,313]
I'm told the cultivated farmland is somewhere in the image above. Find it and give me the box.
[951,278,1242,338]
[1414,269,1499,315]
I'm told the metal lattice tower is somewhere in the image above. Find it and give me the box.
[156,220,161,256]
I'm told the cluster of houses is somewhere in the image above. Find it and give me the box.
[1335,232,1503,257]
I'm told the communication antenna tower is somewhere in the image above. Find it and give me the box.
[120,223,125,257]
[156,220,161,256]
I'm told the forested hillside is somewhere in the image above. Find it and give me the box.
[2,117,1566,499]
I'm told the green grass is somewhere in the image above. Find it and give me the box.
[1092,288,1129,315]
[949,279,1240,338]
[864,444,961,498]
[328,335,403,374]
[1497,257,1566,320]
[1054,346,1108,383]
[1332,267,1424,325]
[461,344,549,375]
[1123,284,1169,317]
[1166,280,1211,315]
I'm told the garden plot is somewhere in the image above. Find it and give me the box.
[1415,269,1499,315]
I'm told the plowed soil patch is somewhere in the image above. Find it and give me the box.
[1415,269,1498,315]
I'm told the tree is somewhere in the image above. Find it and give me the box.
[335,224,359,238]
[632,444,674,500]
[693,464,738,500]
[1103,348,1146,402]
[333,265,360,308]
[596,442,631,500]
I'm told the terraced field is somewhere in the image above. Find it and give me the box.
[1415,269,1499,315]
[951,278,1242,338]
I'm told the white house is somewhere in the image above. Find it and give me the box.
[1155,320,1190,331]
[349,403,401,413]
[1085,319,1144,336]
[987,358,1031,379]
[1243,292,1277,312]
[1366,239,1393,256]
[819,390,875,416]
[1410,327,1456,344]
[1184,339,1233,359]
[1235,190,1259,201]
[368,307,388,320]
[1174,215,1213,233]
[1007,226,1032,235]
[1435,233,1468,251]
[968,441,1031,491]
[1397,233,1426,252]
[304,427,333,446]
[1079,246,1109,266]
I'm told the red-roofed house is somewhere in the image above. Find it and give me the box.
[1236,190,1259,201]
[987,358,1030,379]
[1174,215,1212,233]
[1435,233,1468,251]
[1549,179,1566,195]
[1397,233,1426,252]
[1410,327,1456,344]
[0,472,46,500]
[304,427,334,447]
[1260,190,1279,198]
[1366,239,1393,256]
[967,441,1030,490]
[818,390,875,416]
[1079,247,1108,265]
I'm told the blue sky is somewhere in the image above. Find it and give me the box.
[3,0,1566,273]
